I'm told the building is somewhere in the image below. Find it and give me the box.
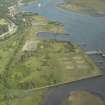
[8,5,17,17]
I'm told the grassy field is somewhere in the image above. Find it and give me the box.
[0,14,64,105]
[59,0,105,16]
[0,88,46,105]
[0,19,8,25]
[0,8,102,105]
[62,91,105,105]
[9,40,102,89]
[2,15,101,90]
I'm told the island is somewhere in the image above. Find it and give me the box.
[59,0,105,16]
[62,91,105,105]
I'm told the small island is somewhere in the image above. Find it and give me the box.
[0,13,102,105]
[62,91,105,105]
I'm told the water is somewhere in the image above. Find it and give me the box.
[37,32,72,42]
[18,0,105,52]
[17,0,105,104]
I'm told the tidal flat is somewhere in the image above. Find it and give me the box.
[62,90,105,105]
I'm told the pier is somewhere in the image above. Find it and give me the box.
[86,50,105,57]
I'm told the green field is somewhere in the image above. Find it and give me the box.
[1,15,101,90]
[59,0,105,16]
[0,3,103,105]
[0,89,45,105]
[9,40,102,89]
[62,91,105,105]
[0,14,64,105]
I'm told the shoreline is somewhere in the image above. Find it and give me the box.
[57,3,105,17]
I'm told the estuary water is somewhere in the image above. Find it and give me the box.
[18,0,105,52]
[17,0,105,104]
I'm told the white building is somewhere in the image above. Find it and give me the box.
[8,5,17,17]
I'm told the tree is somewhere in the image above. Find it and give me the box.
[0,0,17,16]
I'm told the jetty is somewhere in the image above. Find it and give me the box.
[86,50,105,57]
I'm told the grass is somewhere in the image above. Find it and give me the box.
[0,12,102,105]
[62,90,105,105]
[59,0,105,16]
[10,90,45,105]
[0,14,102,90]
[0,14,64,105]
[8,40,102,89]
[0,30,22,74]
[7,15,64,89]
[0,19,8,25]
[0,89,46,105]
